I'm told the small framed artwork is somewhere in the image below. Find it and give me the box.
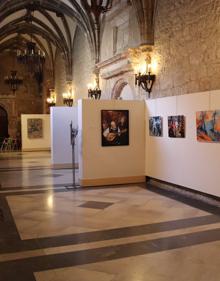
[101,110,129,146]
[196,110,220,142]
[27,118,43,139]
[149,116,163,137]
[168,115,185,138]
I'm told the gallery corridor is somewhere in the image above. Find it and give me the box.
[0,152,220,281]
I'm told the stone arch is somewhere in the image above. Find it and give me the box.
[0,105,9,138]
[111,79,128,99]
[111,78,135,100]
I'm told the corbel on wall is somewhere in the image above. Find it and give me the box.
[131,0,158,45]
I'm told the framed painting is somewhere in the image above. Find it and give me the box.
[196,110,220,142]
[101,110,129,146]
[149,116,163,137]
[168,115,185,138]
[27,118,43,139]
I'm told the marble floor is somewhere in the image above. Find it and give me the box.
[0,152,220,281]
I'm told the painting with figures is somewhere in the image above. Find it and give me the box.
[101,110,129,146]
[168,115,185,138]
[149,116,163,137]
[27,119,43,139]
[196,110,220,142]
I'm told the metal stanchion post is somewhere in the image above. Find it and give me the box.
[66,122,80,189]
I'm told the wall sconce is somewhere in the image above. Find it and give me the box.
[135,59,156,97]
[62,92,74,106]
[62,82,74,106]
[4,70,23,93]
[88,74,101,99]
[46,88,56,106]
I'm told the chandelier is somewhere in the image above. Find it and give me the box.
[16,7,45,73]
[4,70,23,93]
[17,41,45,71]
[89,0,113,13]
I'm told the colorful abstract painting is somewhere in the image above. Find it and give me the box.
[101,110,129,146]
[149,116,163,137]
[168,115,185,138]
[27,119,43,139]
[196,110,220,142]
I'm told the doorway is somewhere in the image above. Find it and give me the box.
[0,106,9,139]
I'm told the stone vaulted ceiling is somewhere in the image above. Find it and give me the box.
[0,0,108,79]
[0,0,157,80]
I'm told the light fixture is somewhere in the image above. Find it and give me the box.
[88,74,101,99]
[16,8,45,74]
[62,83,74,107]
[17,42,45,69]
[99,0,113,12]
[135,60,156,97]
[46,88,56,107]
[88,0,113,14]
[4,70,23,93]
[62,92,74,107]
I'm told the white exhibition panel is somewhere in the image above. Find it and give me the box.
[51,106,78,165]
[145,90,220,197]
[78,99,145,182]
[21,114,51,151]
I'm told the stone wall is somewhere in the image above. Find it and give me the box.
[152,0,220,98]
[73,27,94,100]
[54,50,67,106]
[98,0,220,100]
[99,0,141,100]
[0,52,44,138]
[47,0,220,102]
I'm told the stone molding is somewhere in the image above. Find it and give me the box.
[97,52,133,79]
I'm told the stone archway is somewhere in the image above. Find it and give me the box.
[111,79,128,99]
[0,106,9,138]
[111,78,134,100]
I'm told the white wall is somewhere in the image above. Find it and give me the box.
[120,84,135,100]
[51,106,78,166]
[145,90,220,197]
[78,99,145,186]
[21,114,51,151]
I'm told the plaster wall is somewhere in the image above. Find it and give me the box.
[50,106,78,166]
[145,90,220,197]
[78,99,145,185]
[21,114,50,151]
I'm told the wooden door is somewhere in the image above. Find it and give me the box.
[0,106,9,138]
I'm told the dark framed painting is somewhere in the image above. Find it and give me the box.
[149,116,163,137]
[101,110,129,146]
[27,118,43,139]
[196,110,220,142]
[168,115,185,138]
